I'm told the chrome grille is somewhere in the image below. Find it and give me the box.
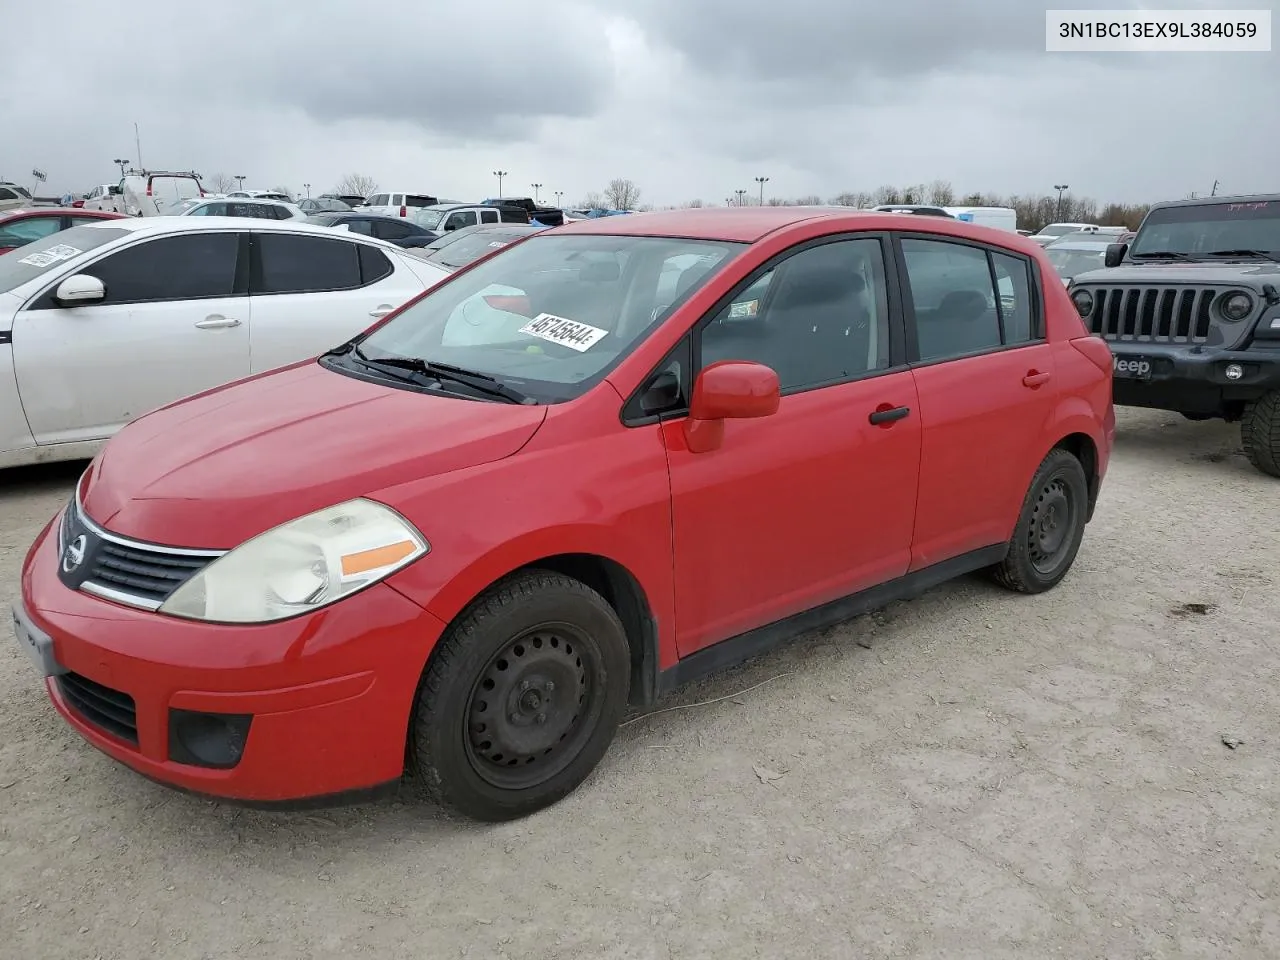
[57,498,224,611]
[1086,286,1216,344]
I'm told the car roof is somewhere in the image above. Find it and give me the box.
[1047,240,1112,251]
[551,206,1028,244]
[1146,193,1280,211]
[70,216,400,247]
[0,207,119,221]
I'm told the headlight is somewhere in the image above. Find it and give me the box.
[1071,288,1094,318]
[158,498,428,624]
[1220,291,1253,321]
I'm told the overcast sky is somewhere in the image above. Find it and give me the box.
[1,0,1273,206]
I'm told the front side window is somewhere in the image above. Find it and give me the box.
[0,217,64,247]
[355,234,744,402]
[444,211,479,230]
[254,233,362,294]
[700,238,891,391]
[84,232,240,304]
[900,239,1003,361]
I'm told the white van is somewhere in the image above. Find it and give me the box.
[943,206,1018,232]
[118,171,207,216]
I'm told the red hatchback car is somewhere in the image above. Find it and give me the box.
[16,208,1114,821]
[0,207,124,255]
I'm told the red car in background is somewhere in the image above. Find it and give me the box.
[16,207,1114,821]
[0,207,125,255]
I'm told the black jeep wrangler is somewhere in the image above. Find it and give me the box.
[1067,194,1280,477]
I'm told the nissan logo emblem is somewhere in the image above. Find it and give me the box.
[62,535,87,573]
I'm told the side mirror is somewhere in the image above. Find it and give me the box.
[1104,242,1127,268]
[54,274,105,305]
[683,360,780,453]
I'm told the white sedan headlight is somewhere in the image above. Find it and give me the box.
[158,498,428,624]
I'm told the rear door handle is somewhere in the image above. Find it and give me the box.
[369,304,395,318]
[868,405,911,425]
[194,315,241,329]
[1022,370,1051,387]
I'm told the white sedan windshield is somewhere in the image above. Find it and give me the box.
[0,225,131,294]
[357,234,745,402]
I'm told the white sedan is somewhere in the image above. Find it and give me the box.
[168,197,306,220]
[0,217,450,469]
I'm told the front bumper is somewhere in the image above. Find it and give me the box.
[18,514,446,803]
[1107,341,1280,413]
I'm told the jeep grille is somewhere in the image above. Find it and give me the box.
[1083,286,1216,344]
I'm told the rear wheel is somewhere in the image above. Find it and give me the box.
[991,449,1089,594]
[408,571,630,822]
[1241,391,1280,478]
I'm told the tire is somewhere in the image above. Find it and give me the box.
[990,448,1089,594]
[1241,391,1280,478]
[1180,412,1213,421]
[407,570,630,822]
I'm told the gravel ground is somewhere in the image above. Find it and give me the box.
[2,407,1278,960]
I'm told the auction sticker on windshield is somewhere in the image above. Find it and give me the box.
[18,243,81,268]
[518,313,609,352]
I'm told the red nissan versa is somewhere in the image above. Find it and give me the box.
[15,208,1115,822]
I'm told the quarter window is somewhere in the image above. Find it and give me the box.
[991,252,1035,343]
[84,233,239,304]
[899,239,1002,361]
[358,245,394,284]
[254,233,363,294]
[700,238,891,391]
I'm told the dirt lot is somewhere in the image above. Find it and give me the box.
[2,407,1278,960]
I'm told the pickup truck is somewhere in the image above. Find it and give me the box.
[482,196,565,227]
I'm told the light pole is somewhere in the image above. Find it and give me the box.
[554,190,563,207]
[755,176,769,205]
[493,170,508,198]
[113,158,130,177]
[303,183,311,197]
[531,182,542,202]
[734,189,747,206]
[1054,183,1069,221]
[235,175,247,191]
[726,197,734,207]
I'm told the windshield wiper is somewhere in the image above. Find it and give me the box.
[1206,248,1280,264]
[353,348,533,404]
[1129,250,1197,261]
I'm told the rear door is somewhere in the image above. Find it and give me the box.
[247,231,426,370]
[895,233,1057,569]
[12,230,249,443]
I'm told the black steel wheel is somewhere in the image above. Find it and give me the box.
[991,448,1089,594]
[408,570,630,821]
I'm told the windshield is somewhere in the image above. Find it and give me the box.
[1129,199,1280,257]
[1046,246,1107,279]
[425,228,538,269]
[413,208,447,230]
[354,234,745,402]
[0,225,131,294]
[1036,224,1080,238]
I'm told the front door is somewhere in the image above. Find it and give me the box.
[664,236,922,656]
[12,231,250,443]
[895,234,1058,568]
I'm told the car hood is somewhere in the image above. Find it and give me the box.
[81,361,547,548]
[1072,261,1280,286]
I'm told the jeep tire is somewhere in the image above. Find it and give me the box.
[1241,390,1280,478]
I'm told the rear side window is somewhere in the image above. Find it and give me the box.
[366,194,388,207]
[900,239,1002,361]
[480,209,499,224]
[405,195,434,208]
[344,219,374,235]
[253,233,362,294]
[85,233,240,304]
[372,219,412,240]
[359,245,393,284]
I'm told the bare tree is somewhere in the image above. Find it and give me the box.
[682,198,705,208]
[926,179,955,205]
[579,191,605,209]
[870,185,902,205]
[334,172,378,199]
[207,172,236,194]
[603,178,642,211]
[794,194,823,206]
[829,192,862,207]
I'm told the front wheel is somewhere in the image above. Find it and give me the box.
[408,571,630,821]
[990,448,1089,594]
[1241,391,1280,478]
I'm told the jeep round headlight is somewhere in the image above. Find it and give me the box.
[1071,288,1094,318]
[158,498,428,623]
[1220,291,1253,321]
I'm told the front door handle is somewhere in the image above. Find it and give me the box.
[194,315,241,329]
[1022,370,1051,388]
[868,404,911,425]
[369,304,394,318]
